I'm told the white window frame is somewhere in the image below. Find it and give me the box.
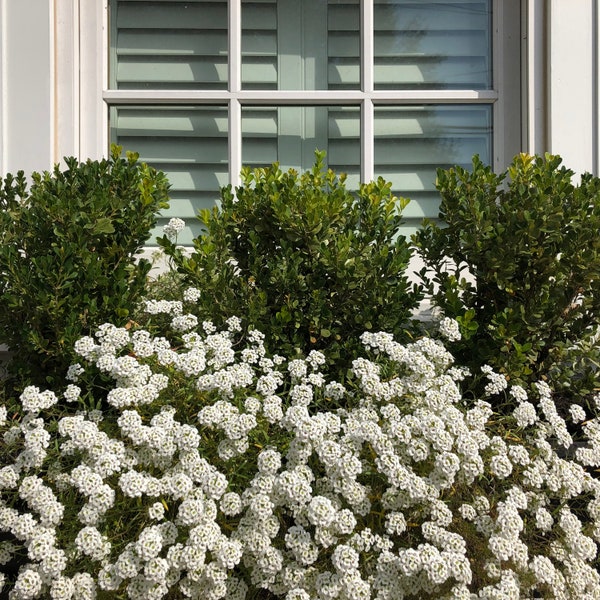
[55,0,109,163]
[100,0,523,185]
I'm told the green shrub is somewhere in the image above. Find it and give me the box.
[158,152,422,377]
[0,145,170,388]
[413,153,600,393]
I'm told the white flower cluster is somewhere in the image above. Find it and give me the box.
[162,217,185,241]
[1,312,600,599]
[439,317,462,342]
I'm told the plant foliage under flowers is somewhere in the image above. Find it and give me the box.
[1,299,600,599]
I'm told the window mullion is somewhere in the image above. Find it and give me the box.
[229,0,242,185]
[229,0,242,93]
[229,99,242,187]
[362,99,374,182]
[362,0,374,94]
[361,0,374,181]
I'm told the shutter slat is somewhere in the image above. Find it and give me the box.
[374,59,489,88]
[375,31,488,57]
[241,60,278,86]
[118,3,227,30]
[328,33,360,57]
[328,63,361,87]
[117,32,227,56]
[242,3,277,29]
[328,4,360,30]
[117,58,227,86]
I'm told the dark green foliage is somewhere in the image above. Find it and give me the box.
[159,152,422,376]
[0,145,170,388]
[413,153,600,392]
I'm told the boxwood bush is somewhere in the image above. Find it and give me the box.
[413,153,600,397]
[0,145,170,389]
[158,152,422,378]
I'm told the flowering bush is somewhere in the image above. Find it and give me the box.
[1,302,600,599]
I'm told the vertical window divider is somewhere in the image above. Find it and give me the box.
[229,0,242,186]
[361,0,374,182]
[362,100,374,183]
[492,0,504,172]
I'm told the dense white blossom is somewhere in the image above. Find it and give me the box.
[439,317,462,342]
[1,317,600,599]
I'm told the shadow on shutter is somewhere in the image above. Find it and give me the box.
[111,106,229,246]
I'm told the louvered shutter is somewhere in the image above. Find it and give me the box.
[240,1,360,176]
[112,0,228,90]
[374,0,492,90]
[110,106,229,245]
[372,0,492,235]
[374,105,492,234]
[111,1,229,243]
[109,0,494,243]
[241,106,360,187]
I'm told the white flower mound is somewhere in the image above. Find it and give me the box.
[1,303,600,599]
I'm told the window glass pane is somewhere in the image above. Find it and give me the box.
[110,106,229,244]
[242,106,360,187]
[110,0,228,90]
[242,0,360,90]
[374,0,492,90]
[374,105,492,234]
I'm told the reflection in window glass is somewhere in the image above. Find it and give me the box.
[374,105,492,233]
[374,0,492,90]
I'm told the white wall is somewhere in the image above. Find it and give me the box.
[0,0,106,177]
[548,0,598,176]
[0,0,53,176]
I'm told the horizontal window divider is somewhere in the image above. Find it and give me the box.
[103,89,498,105]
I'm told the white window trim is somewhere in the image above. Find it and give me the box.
[55,0,108,163]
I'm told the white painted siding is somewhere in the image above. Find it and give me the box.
[548,0,598,175]
[0,0,53,175]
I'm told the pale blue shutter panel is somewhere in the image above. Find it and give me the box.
[328,1,360,90]
[374,0,492,89]
[241,107,360,188]
[110,0,494,242]
[241,1,278,89]
[374,105,492,234]
[372,0,492,235]
[111,0,229,244]
[113,0,228,90]
[240,1,360,179]
[111,106,229,245]
[242,0,360,90]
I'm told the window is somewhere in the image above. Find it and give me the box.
[106,0,521,243]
